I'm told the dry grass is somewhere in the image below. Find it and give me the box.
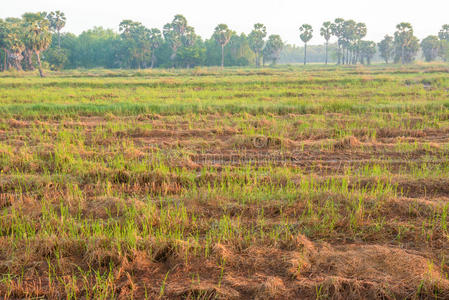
[0,65,449,299]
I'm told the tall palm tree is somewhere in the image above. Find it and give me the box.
[213,24,232,69]
[248,23,267,68]
[299,24,313,65]
[395,23,414,64]
[0,19,9,71]
[331,18,345,65]
[4,19,25,71]
[342,20,356,64]
[47,11,66,48]
[320,21,332,64]
[25,18,52,77]
[354,22,367,64]
[148,28,162,69]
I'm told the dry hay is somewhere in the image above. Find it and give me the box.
[229,135,295,150]
[206,235,449,299]
[333,136,360,150]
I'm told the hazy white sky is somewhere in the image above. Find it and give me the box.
[1,0,448,45]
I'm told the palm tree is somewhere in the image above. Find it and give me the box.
[331,18,345,65]
[342,20,356,64]
[148,28,162,69]
[439,24,449,41]
[299,24,313,65]
[354,23,367,64]
[0,19,9,71]
[395,23,414,64]
[248,23,267,67]
[4,19,25,71]
[25,18,52,77]
[263,34,284,65]
[47,11,66,48]
[213,24,232,69]
[320,21,332,64]
[163,15,189,64]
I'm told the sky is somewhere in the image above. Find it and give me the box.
[1,0,448,45]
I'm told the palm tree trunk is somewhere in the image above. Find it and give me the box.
[221,44,224,69]
[58,30,61,49]
[36,51,45,78]
[337,43,341,65]
[401,45,405,64]
[15,59,23,71]
[151,53,156,69]
[27,50,35,70]
[325,41,328,65]
[170,47,177,67]
[304,43,307,65]
[13,53,23,71]
[2,49,6,71]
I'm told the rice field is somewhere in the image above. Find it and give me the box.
[1,64,449,299]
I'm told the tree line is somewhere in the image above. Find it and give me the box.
[1,12,449,76]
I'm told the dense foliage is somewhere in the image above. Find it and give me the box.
[0,13,448,73]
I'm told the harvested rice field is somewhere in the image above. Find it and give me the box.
[1,65,449,299]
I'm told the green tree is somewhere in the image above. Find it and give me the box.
[299,24,313,65]
[0,19,9,71]
[354,22,367,64]
[4,18,25,71]
[71,27,119,69]
[119,20,151,69]
[421,35,440,62]
[359,41,376,65]
[439,24,449,41]
[163,15,188,64]
[24,13,52,77]
[175,37,204,68]
[178,26,200,68]
[331,18,345,64]
[342,20,356,64]
[45,47,68,70]
[320,21,332,64]
[213,24,232,68]
[148,28,163,68]
[22,13,45,70]
[181,26,196,47]
[378,35,394,64]
[394,22,419,64]
[439,25,449,61]
[248,23,267,67]
[263,34,283,65]
[47,11,66,48]
[439,40,449,62]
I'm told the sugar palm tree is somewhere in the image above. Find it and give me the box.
[25,17,52,77]
[47,11,66,48]
[213,24,232,69]
[320,21,332,64]
[148,28,163,69]
[299,24,313,65]
[248,23,267,67]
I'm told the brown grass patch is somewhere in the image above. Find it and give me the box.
[333,136,360,150]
